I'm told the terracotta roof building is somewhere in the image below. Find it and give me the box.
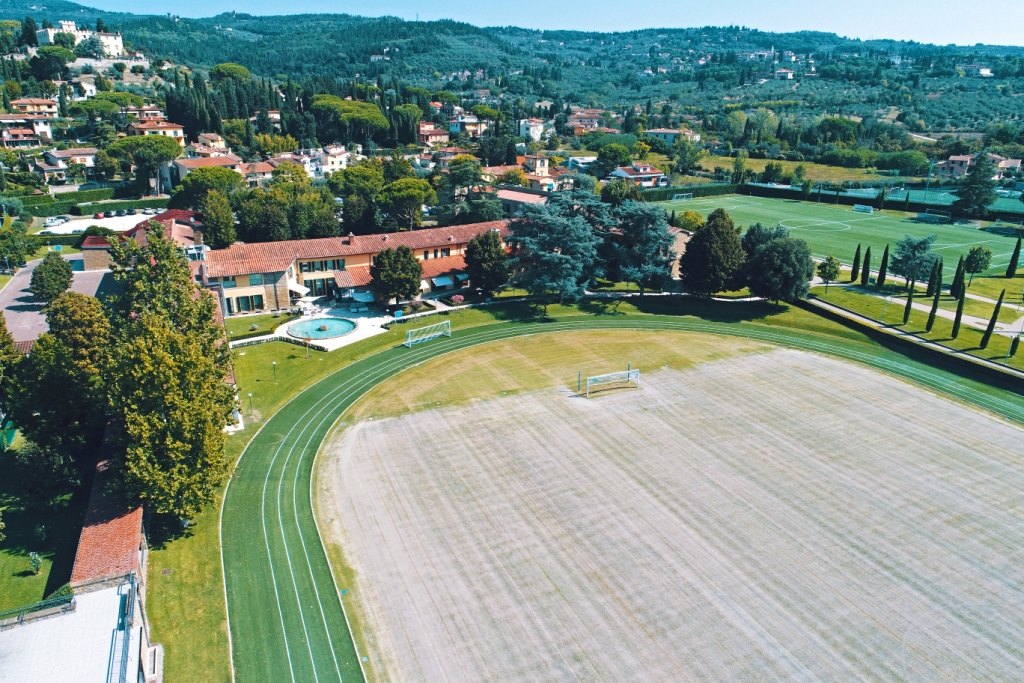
[82,210,206,271]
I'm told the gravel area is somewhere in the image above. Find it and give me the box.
[319,349,1024,682]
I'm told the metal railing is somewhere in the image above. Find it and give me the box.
[107,573,136,683]
[0,584,75,627]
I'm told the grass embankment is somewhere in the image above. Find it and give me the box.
[813,284,1024,371]
[698,157,924,184]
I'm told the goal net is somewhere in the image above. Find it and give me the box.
[853,204,874,214]
[953,219,982,229]
[403,320,451,347]
[917,209,951,223]
[672,193,694,202]
[585,368,641,397]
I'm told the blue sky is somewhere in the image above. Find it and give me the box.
[80,0,1024,47]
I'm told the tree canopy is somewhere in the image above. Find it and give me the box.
[30,251,72,304]
[745,237,815,302]
[678,208,745,295]
[369,246,422,303]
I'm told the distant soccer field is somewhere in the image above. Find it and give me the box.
[660,195,1021,277]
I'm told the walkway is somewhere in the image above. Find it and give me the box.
[220,315,1024,683]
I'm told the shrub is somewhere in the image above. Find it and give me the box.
[450,294,464,305]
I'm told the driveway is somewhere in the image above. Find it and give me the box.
[37,214,154,235]
[0,255,119,343]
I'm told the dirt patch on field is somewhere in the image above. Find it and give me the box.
[318,349,1024,682]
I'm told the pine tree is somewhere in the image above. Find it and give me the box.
[903,284,915,324]
[1007,237,1021,278]
[903,191,910,212]
[951,293,965,339]
[860,246,871,286]
[951,255,965,300]
[850,243,861,282]
[876,244,889,287]
[926,286,940,332]
[979,289,1005,350]
[670,209,676,227]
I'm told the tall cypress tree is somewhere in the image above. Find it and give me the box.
[903,284,915,324]
[850,243,861,282]
[925,258,939,297]
[1007,237,1021,278]
[877,244,889,287]
[979,289,1005,349]
[926,286,940,332]
[951,293,965,338]
[1011,335,1020,358]
[951,255,965,300]
[860,246,872,286]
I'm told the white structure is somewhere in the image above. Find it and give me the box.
[644,128,701,145]
[518,118,545,142]
[45,146,98,169]
[36,20,125,57]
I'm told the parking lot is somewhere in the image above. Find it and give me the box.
[36,212,161,235]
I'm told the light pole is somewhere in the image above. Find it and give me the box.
[248,393,253,419]
[924,158,935,205]
[880,282,896,324]
[272,361,277,383]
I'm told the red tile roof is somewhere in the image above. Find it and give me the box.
[333,268,372,288]
[70,455,143,587]
[420,253,467,278]
[129,121,183,131]
[81,211,203,250]
[205,221,509,278]
[176,156,240,169]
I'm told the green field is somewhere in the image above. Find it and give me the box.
[216,300,1024,683]
[661,194,1022,278]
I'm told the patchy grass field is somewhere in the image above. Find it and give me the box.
[659,194,1022,279]
[320,346,1024,681]
[698,157,925,183]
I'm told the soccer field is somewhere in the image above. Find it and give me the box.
[320,346,1024,681]
[661,195,1022,276]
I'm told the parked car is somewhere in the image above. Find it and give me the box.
[56,215,70,224]
[71,228,85,234]
[94,212,104,219]
[38,229,54,235]
[142,207,158,215]
[126,208,137,215]
[43,217,61,227]
[104,210,115,218]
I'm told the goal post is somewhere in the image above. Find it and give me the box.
[585,368,641,397]
[403,320,451,347]
[917,209,951,224]
[672,193,694,202]
[853,204,874,214]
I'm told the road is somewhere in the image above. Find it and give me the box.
[220,315,1024,683]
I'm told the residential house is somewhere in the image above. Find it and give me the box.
[126,121,185,146]
[31,160,67,183]
[481,164,524,184]
[160,155,242,192]
[607,162,668,188]
[935,152,1020,179]
[1,127,41,148]
[449,115,488,138]
[45,147,98,170]
[82,209,206,271]
[67,79,97,100]
[200,220,510,313]
[418,121,449,146]
[0,114,52,140]
[518,118,545,142]
[774,68,795,80]
[36,20,125,57]
[126,105,166,121]
[644,128,701,145]
[566,156,596,173]
[496,187,548,217]
[434,147,471,168]
[239,161,275,187]
[568,109,602,130]
[10,98,58,118]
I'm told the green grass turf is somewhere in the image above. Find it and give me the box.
[224,311,300,338]
[660,194,1022,278]
[217,300,1024,683]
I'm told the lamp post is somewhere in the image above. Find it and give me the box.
[924,158,935,205]
[880,282,896,324]
[272,361,277,383]
[248,393,253,419]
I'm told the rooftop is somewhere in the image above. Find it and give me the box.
[47,147,98,158]
[70,458,142,587]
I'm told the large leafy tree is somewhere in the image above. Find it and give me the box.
[964,245,992,286]
[953,153,998,217]
[610,202,675,294]
[199,190,236,249]
[746,237,816,303]
[464,229,510,294]
[330,160,385,234]
[509,189,606,303]
[741,222,789,256]
[30,251,73,304]
[107,135,183,196]
[890,234,937,288]
[679,208,746,295]
[370,246,422,303]
[600,178,643,206]
[171,166,242,209]
[377,178,437,230]
[29,45,74,81]
[594,143,632,176]
[672,137,706,175]
[106,225,235,520]
[311,94,389,142]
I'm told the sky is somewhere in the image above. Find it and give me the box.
[78,0,1024,47]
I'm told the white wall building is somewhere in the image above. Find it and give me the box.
[518,118,545,142]
[36,20,125,57]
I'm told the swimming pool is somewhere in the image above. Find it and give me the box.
[287,317,357,340]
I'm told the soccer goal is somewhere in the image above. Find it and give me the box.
[853,204,874,214]
[917,209,952,223]
[585,368,641,397]
[672,193,694,202]
[403,320,451,347]
[954,219,983,229]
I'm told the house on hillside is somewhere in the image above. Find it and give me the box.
[45,147,98,170]
[644,128,701,145]
[1,127,41,149]
[518,118,545,142]
[127,121,185,146]
[82,209,206,271]
[418,121,449,146]
[10,98,58,118]
[607,162,668,188]
[0,114,52,141]
[449,115,488,138]
[36,20,125,56]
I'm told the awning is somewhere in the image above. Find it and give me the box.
[455,273,469,281]
[431,276,454,287]
[420,279,430,291]
[352,291,374,303]
[287,281,310,295]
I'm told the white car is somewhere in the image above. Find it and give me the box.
[142,207,158,215]
[43,217,61,227]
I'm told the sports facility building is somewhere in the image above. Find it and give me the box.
[200,221,509,315]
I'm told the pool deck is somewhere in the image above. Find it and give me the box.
[230,306,391,352]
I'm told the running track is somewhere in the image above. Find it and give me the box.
[220,315,1024,682]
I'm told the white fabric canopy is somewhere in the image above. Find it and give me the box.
[287,281,310,295]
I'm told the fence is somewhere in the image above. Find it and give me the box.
[0,585,76,630]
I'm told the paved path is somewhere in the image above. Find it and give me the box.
[221,315,1024,683]
[0,256,117,342]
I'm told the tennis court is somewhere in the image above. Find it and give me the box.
[661,195,1022,276]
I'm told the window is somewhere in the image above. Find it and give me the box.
[249,273,264,286]
[441,248,450,257]
[221,276,236,288]
[423,250,429,260]
[299,262,312,273]
[332,259,345,271]
[433,249,438,259]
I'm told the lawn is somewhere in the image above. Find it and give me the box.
[659,194,1022,279]
[224,311,299,338]
[698,157,924,184]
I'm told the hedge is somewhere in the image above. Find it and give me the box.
[36,235,80,247]
[70,197,169,215]
[71,188,117,202]
[28,201,77,217]
[642,183,738,202]
[19,194,55,207]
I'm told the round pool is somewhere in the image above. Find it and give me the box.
[287,317,357,340]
